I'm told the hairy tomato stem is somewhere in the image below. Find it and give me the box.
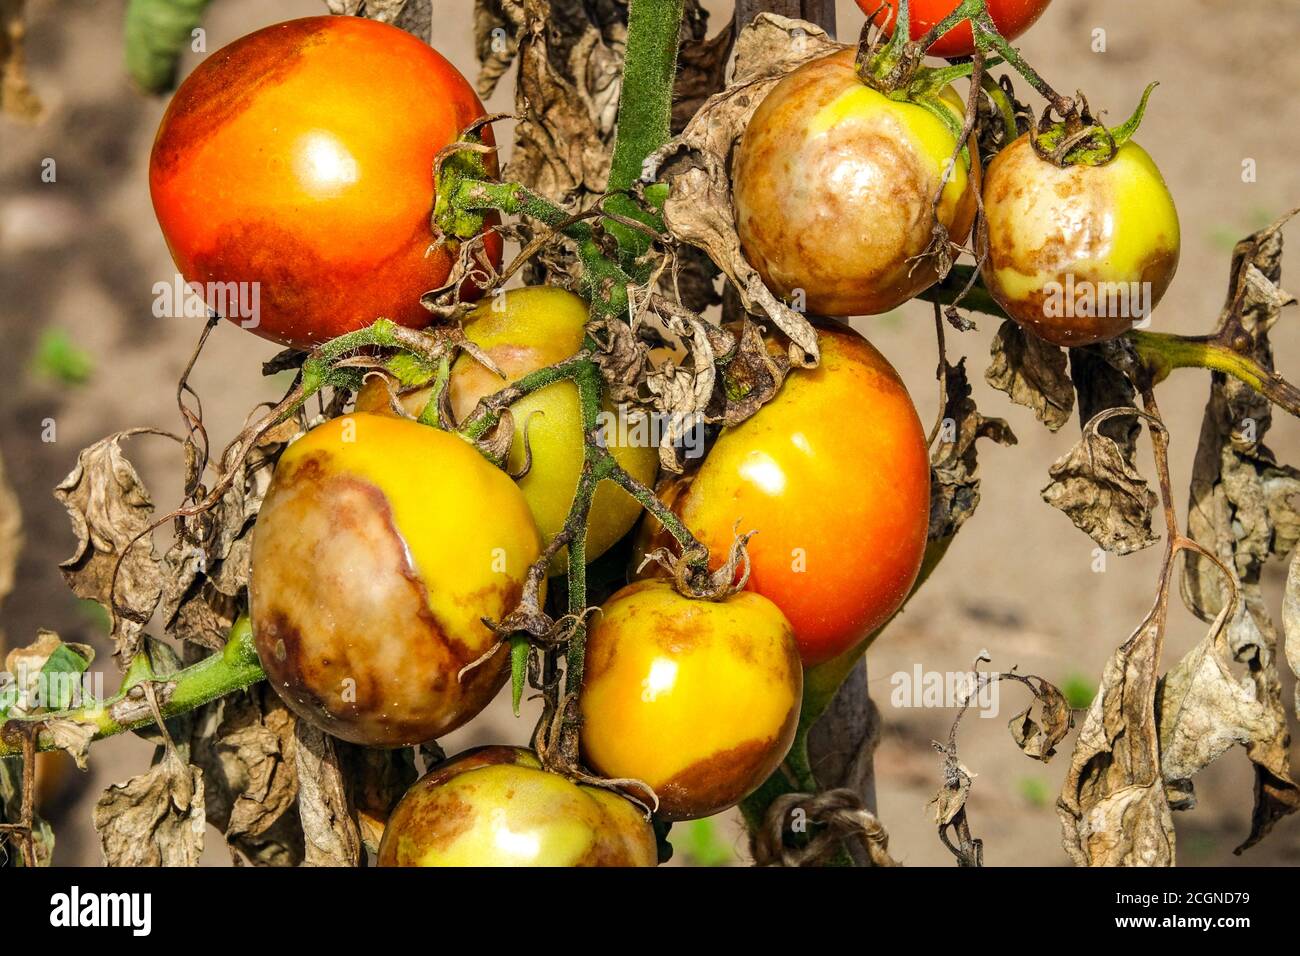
[0,618,265,760]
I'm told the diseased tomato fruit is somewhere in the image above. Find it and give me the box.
[378,746,656,866]
[979,133,1180,346]
[249,414,542,747]
[579,580,802,821]
[150,16,499,350]
[732,49,979,317]
[635,324,930,666]
[858,0,1053,59]
[355,287,658,573]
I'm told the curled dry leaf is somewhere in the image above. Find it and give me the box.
[293,721,361,867]
[161,416,299,651]
[642,13,837,367]
[1,0,43,121]
[985,319,1074,432]
[1041,408,1159,555]
[55,430,167,662]
[1058,588,1175,867]
[190,685,303,866]
[1175,211,1300,852]
[93,746,205,867]
[1007,677,1072,762]
[929,358,1016,543]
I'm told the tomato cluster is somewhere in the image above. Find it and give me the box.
[152,5,1179,865]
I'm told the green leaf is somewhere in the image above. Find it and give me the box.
[40,642,94,712]
[31,329,94,385]
[124,0,213,94]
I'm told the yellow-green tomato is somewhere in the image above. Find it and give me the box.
[733,48,980,317]
[356,287,658,573]
[377,746,657,866]
[980,133,1180,346]
[250,414,543,747]
[579,580,802,821]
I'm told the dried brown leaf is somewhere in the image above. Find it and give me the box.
[1007,678,1071,762]
[1058,601,1174,866]
[93,747,205,867]
[929,358,1016,543]
[1175,211,1300,851]
[986,319,1074,431]
[55,431,166,661]
[1041,410,1158,555]
[294,721,361,867]
[191,685,303,866]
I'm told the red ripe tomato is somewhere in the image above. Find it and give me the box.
[635,325,930,666]
[857,0,1053,59]
[149,16,499,350]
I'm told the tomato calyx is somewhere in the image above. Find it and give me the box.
[1030,81,1158,167]
[639,526,757,603]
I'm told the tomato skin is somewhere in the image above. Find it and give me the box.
[378,747,656,867]
[579,581,801,821]
[858,0,1053,59]
[636,325,929,666]
[733,50,979,317]
[979,134,1180,346]
[249,414,542,747]
[355,287,659,573]
[149,16,500,350]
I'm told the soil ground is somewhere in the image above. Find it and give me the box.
[1,0,1298,866]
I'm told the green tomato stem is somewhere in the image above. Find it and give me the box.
[0,618,265,760]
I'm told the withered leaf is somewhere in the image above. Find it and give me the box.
[0,756,55,867]
[191,685,302,866]
[929,358,1016,543]
[1041,409,1158,555]
[294,721,361,867]
[1176,211,1300,852]
[55,431,166,662]
[1058,599,1174,866]
[160,417,295,650]
[1158,603,1291,821]
[1007,677,1072,762]
[986,320,1074,431]
[93,746,205,867]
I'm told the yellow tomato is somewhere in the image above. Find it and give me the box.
[733,49,980,316]
[579,580,802,821]
[377,747,657,866]
[980,133,1180,345]
[249,414,543,747]
[356,287,658,573]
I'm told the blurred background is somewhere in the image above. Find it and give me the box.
[1,0,1298,866]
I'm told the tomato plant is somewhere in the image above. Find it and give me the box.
[149,16,499,350]
[980,133,1180,346]
[355,287,659,572]
[249,413,543,747]
[858,0,1053,59]
[579,580,801,820]
[636,325,930,665]
[733,48,979,317]
[378,747,656,866]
